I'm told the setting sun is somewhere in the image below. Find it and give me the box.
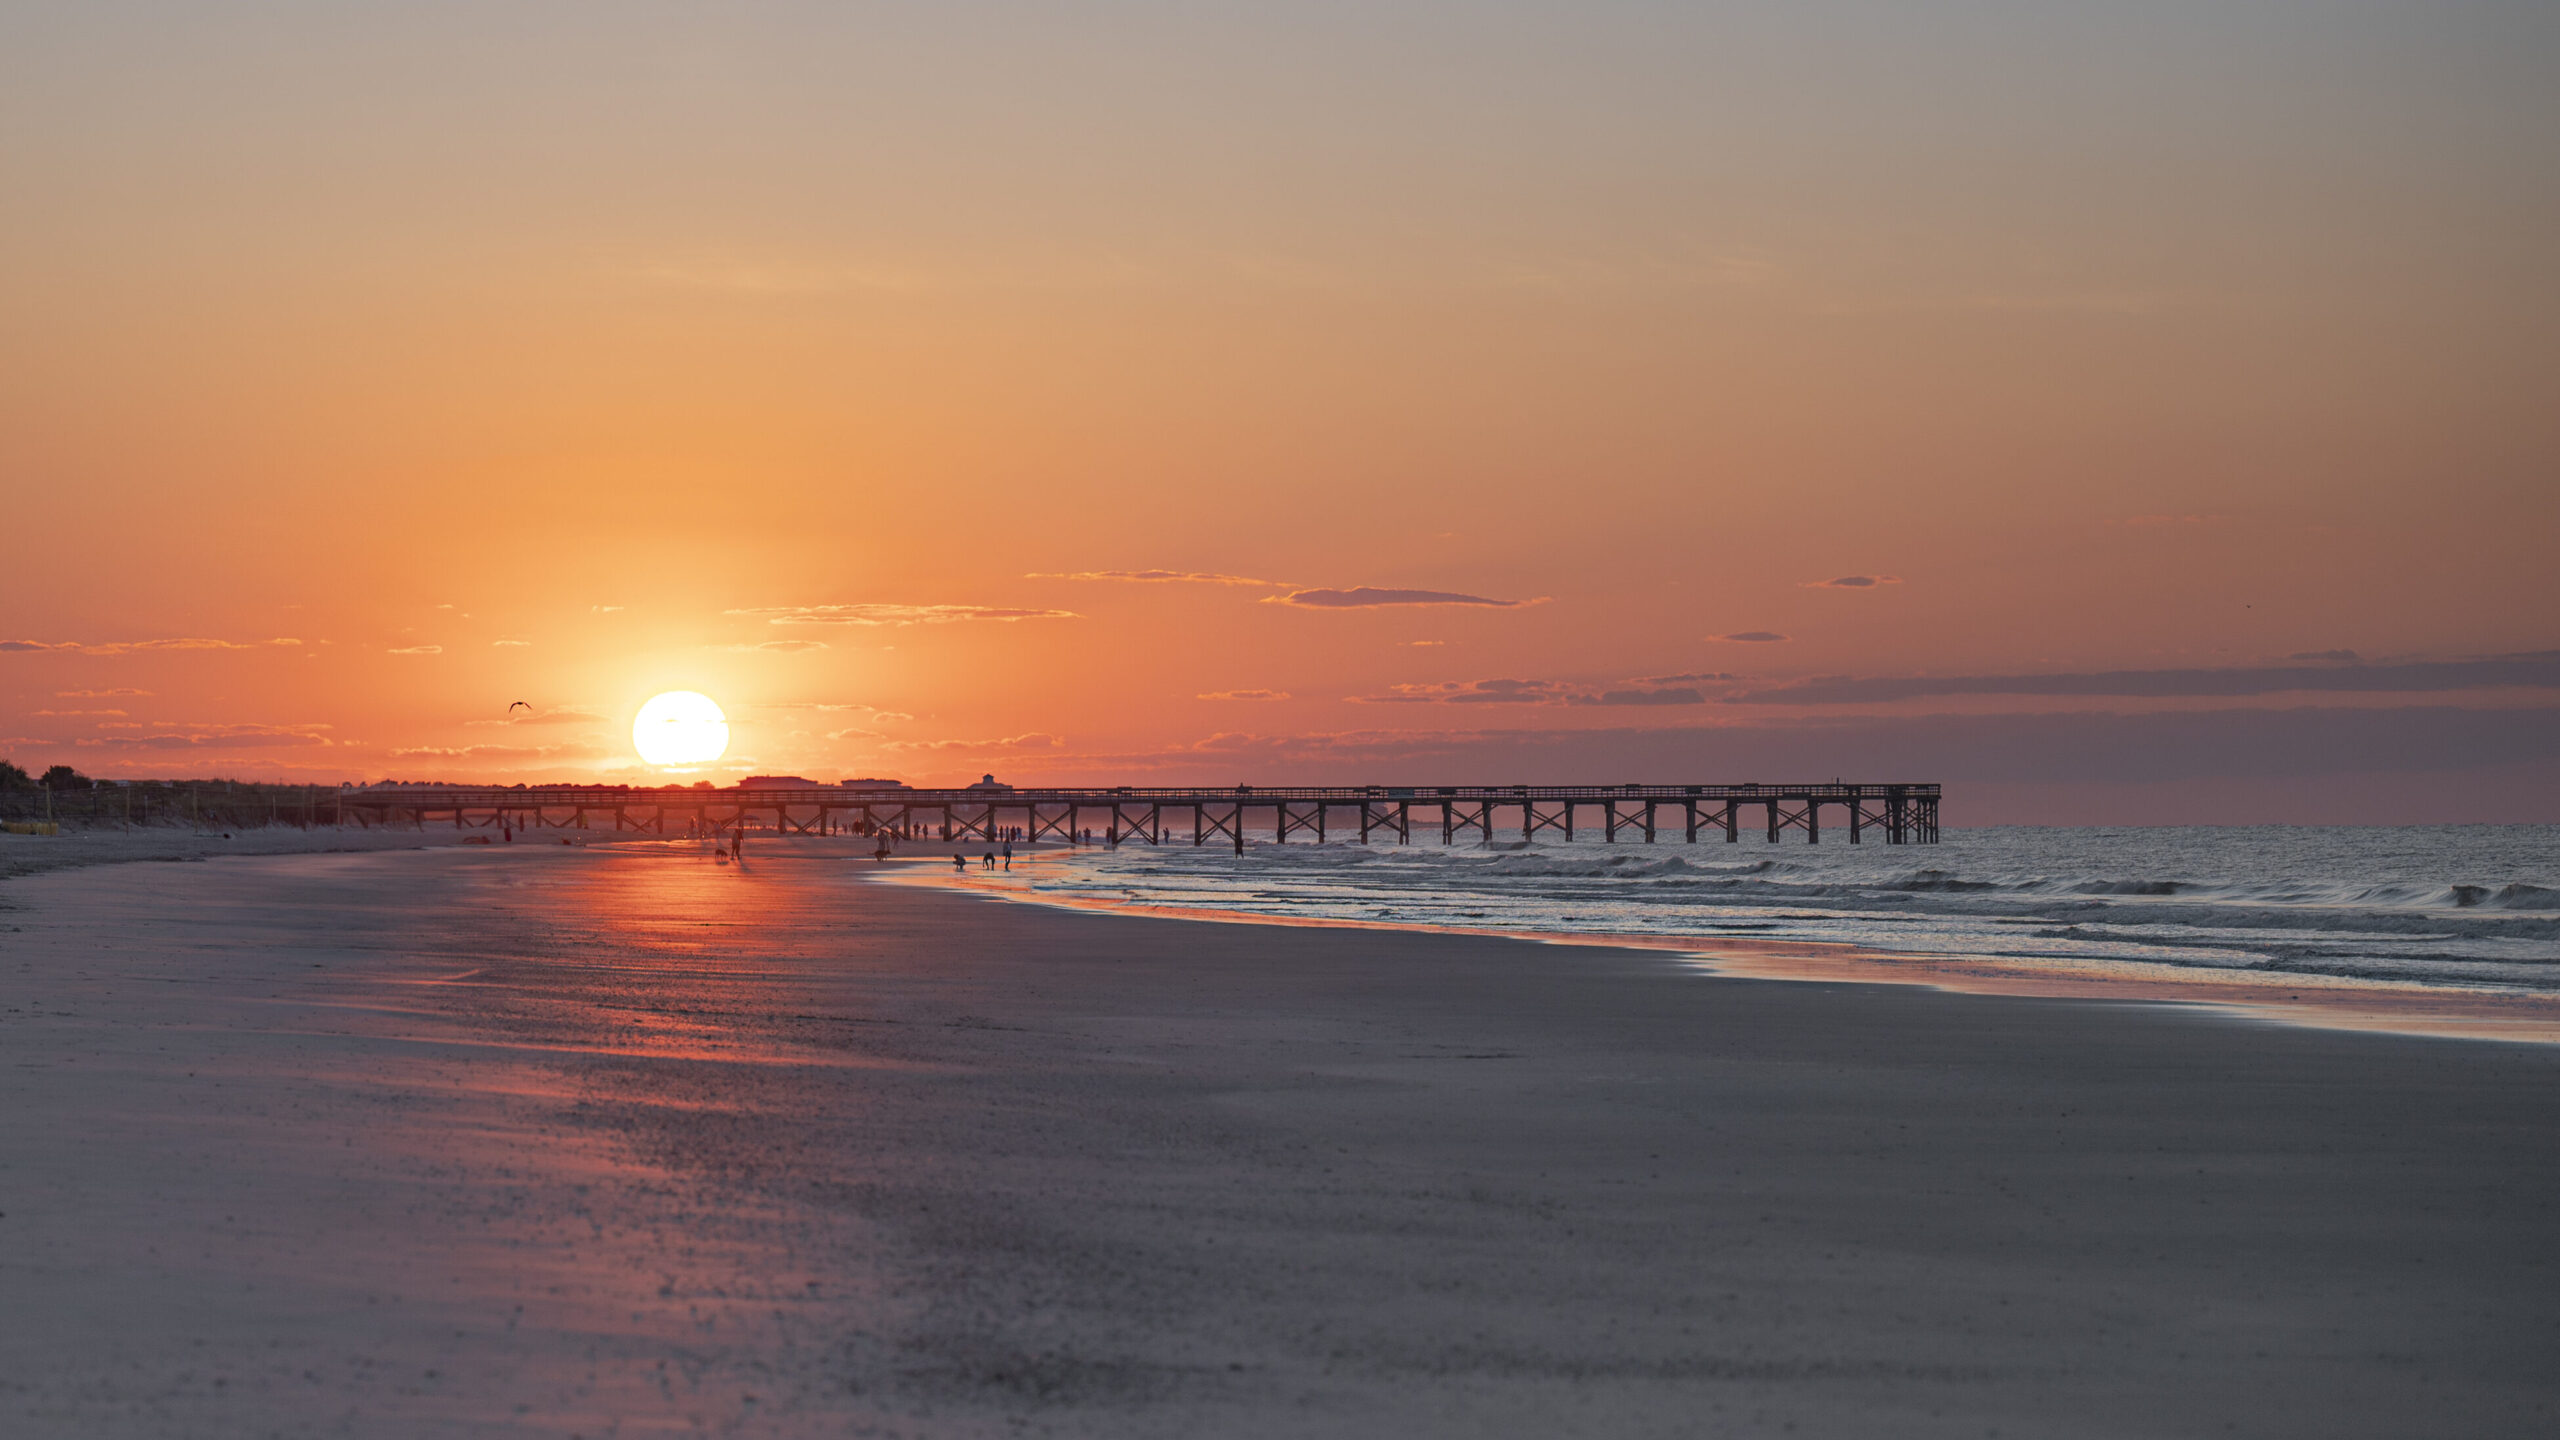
[632,691,729,768]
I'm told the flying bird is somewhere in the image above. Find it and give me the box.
[508,701,531,712]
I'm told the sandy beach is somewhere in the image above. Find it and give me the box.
[4,836,2556,1437]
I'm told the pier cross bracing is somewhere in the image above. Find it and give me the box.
[343,783,1942,847]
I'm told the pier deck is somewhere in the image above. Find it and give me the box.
[342,782,1942,847]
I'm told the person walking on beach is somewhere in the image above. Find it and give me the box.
[1001,839,1013,870]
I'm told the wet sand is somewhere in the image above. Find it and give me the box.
[3,840,2556,1437]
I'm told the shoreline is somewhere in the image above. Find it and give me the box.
[13,825,2555,1044]
[891,843,2560,1045]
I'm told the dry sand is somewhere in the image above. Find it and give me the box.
[2,836,2555,1437]
[0,819,538,882]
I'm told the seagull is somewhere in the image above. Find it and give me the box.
[508,701,531,713]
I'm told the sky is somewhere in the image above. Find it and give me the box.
[3,1,2555,823]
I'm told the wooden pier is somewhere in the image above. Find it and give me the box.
[341,782,1941,848]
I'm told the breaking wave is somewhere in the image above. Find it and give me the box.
[1004,824,2560,994]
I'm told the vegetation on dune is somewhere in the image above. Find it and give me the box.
[0,765,350,828]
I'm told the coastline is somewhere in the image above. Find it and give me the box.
[893,844,2560,1044]
[4,839,2556,1436]
[13,825,2553,1045]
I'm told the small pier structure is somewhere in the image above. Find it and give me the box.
[341,782,1941,848]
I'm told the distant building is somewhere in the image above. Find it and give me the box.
[838,777,913,791]
[964,773,1014,792]
[739,775,820,789]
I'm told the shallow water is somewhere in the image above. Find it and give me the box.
[987,825,2560,994]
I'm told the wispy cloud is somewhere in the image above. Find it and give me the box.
[1355,678,1568,705]
[492,639,533,648]
[1198,689,1292,701]
[711,639,832,652]
[1029,570,1283,587]
[469,706,607,728]
[729,604,1080,626]
[390,743,574,760]
[1268,587,1540,610]
[1802,575,1901,589]
[1574,688,1710,707]
[1350,678,1710,707]
[77,721,334,750]
[1032,705,2560,789]
[386,645,443,655]
[1639,671,1735,685]
[882,732,1064,753]
[56,688,151,697]
[591,605,625,613]
[2,637,280,655]
[33,708,128,717]
[1723,651,2560,705]
[1708,631,1790,643]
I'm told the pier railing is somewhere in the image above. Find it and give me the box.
[338,782,1942,847]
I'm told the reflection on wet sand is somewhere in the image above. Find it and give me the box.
[6,842,2558,1438]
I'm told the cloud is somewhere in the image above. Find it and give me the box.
[1802,575,1901,589]
[1572,688,1708,707]
[882,733,1065,753]
[1198,689,1292,701]
[492,639,532,648]
[591,605,625,613]
[1029,570,1283,587]
[389,743,569,760]
[385,645,443,655]
[2,637,269,655]
[1639,672,1735,685]
[1017,705,2560,798]
[1350,678,1709,708]
[824,726,884,741]
[33,708,128,717]
[1723,651,2560,705]
[1708,632,1790,643]
[469,706,607,728]
[1268,587,1539,609]
[76,721,334,750]
[729,604,1080,626]
[712,639,832,653]
[56,688,151,697]
[2287,650,2360,663]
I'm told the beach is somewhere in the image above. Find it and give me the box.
[4,837,2556,1437]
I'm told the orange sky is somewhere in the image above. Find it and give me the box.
[4,3,2555,822]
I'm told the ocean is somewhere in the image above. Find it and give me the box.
[976,825,2560,996]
